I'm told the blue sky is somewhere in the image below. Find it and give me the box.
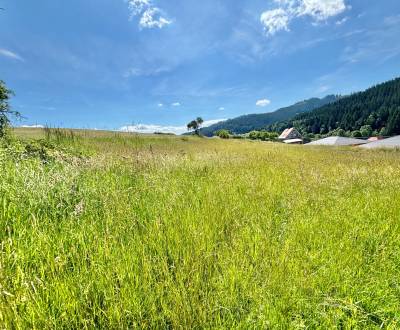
[1,0,400,133]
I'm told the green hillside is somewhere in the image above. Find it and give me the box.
[200,95,339,136]
[269,77,400,136]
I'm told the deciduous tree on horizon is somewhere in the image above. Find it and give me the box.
[187,117,204,136]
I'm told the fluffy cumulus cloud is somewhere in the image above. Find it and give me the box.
[261,0,348,35]
[297,0,347,21]
[125,0,172,29]
[256,99,271,107]
[260,9,290,35]
[120,119,226,135]
[140,8,172,29]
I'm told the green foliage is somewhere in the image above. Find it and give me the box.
[247,131,279,141]
[386,111,400,135]
[187,120,198,131]
[0,139,69,165]
[187,117,204,136]
[214,129,230,139]
[352,130,362,138]
[276,78,400,137]
[302,133,315,143]
[360,125,373,137]
[247,130,278,141]
[0,80,17,138]
[200,96,339,136]
[328,128,347,137]
[2,130,400,328]
[248,130,259,140]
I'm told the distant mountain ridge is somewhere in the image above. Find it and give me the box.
[269,77,400,136]
[200,95,339,136]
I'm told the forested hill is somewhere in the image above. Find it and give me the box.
[200,95,339,136]
[269,77,400,136]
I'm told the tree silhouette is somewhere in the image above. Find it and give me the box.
[187,117,204,136]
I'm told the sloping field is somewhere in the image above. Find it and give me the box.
[1,129,400,328]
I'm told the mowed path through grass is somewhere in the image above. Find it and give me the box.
[1,130,400,328]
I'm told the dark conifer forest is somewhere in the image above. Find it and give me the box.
[269,77,400,137]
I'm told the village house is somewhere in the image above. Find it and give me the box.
[278,127,303,143]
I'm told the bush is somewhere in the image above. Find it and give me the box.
[215,129,230,139]
[360,125,373,137]
[247,131,278,141]
[248,131,259,140]
[351,130,362,138]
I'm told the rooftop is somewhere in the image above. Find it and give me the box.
[360,136,400,149]
[279,127,301,140]
[306,136,368,146]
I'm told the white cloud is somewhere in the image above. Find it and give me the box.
[336,17,349,25]
[203,119,227,127]
[256,99,271,107]
[261,8,290,36]
[123,66,171,78]
[120,124,186,135]
[384,15,400,26]
[261,0,348,36]
[126,0,150,16]
[339,23,400,65]
[125,0,172,29]
[20,124,44,128]
[219,107,225,111]
[172,102,181,107]
[0,48,24,61]
[260,8,290,35]
[296,0,347,21]
[140,8,172,29]
[158,103,164,107]
[120,119,226,135]
[316,85,330,93]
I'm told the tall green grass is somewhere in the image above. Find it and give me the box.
[1,130,400,328]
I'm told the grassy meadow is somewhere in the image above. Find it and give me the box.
[1,128,400,328]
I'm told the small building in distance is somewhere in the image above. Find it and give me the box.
[279,128,302,141]
[306,136,368,146]
[360,135,400,149]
